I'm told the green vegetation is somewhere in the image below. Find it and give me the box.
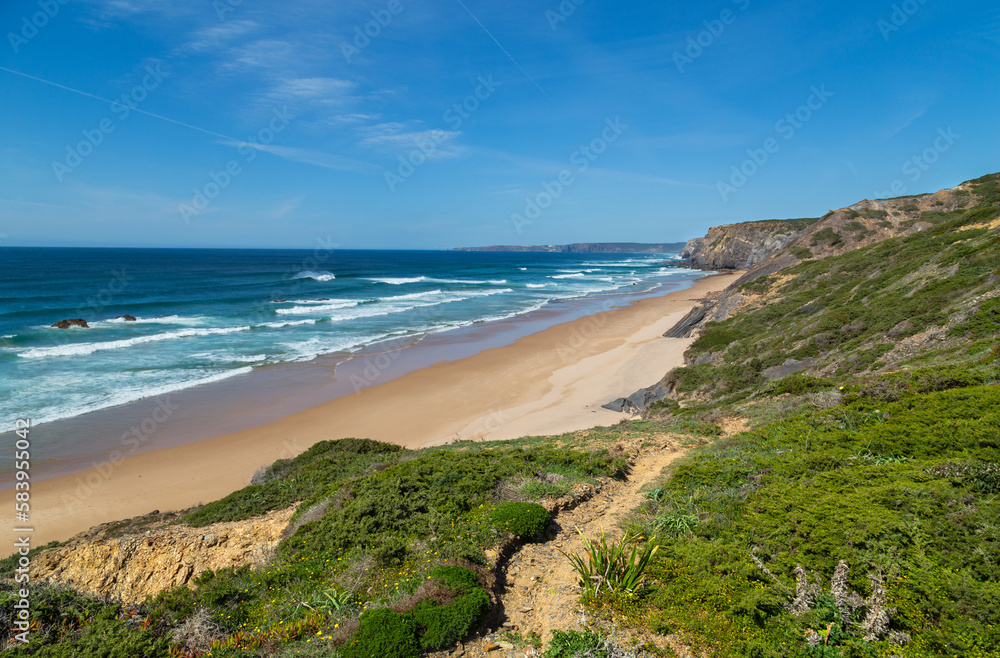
[602,384,1000,657]
[561,530,658,596]
[3,437,629,656]
[674,176,1000,407]
[810,227,844,247]
[489,502,551,540]
[184,437,404,526]
[342,608,419,658]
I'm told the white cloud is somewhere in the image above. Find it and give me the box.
[359,123,462,160]
[216,140,380,174]
[180,20,259,53]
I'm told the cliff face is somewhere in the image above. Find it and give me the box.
[32,506,295,604]
[680,219,814,270]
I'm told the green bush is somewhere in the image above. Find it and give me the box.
[489,502,551,539]
[412,587,489,650]
[790,246,814,259]
[771,373,836,396]
[810,228,843,246]
[17,608,171,658]
[185,438,404,526]
[543,629,606,657]
[341,608,420,658]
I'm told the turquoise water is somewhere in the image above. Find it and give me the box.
[0,247,700,432]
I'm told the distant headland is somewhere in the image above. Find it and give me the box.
[452,242,687,253]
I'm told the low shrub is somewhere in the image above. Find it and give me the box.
[489,502,551,540]
[542,629,607,657]
[341,608,420,658]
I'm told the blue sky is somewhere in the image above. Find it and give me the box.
[1,0,997,249]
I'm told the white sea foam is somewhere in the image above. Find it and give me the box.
[2,366,256,431]
[275,301,360,316]
[18,326,252,359]
[292,270,337,282]
[379,290,445,302]
[550,273,586,279]
[368,276,508,285]
[258,319,318,328]
[98,315,209,326]
[367,276,427,285]
[195,352,269,363]
[273,298,354,305]
[525,283,551,288]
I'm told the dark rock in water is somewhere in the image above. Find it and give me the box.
[603,379,672,413]
[52,318,89,329]
[119,314,138,322]
[273,299,288,303]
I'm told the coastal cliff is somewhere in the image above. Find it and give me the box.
[613,175,1000,411]
[680,218,814,270]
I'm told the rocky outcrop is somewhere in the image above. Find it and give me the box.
[118,314,137,322]
[32,507,295,604]
[51,318,89,329]
[602,379,672,413]
[681,220,810,270]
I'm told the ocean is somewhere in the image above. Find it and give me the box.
[0,247,703,464]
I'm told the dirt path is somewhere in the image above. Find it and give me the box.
[488,438,687,653]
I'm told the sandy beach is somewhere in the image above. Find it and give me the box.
[7,272,739,546]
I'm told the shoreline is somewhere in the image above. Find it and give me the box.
[3,271,740,546]
[2,273,707,484]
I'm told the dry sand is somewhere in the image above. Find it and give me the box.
[5,272,740,545]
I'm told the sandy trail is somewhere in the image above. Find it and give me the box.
[494,440,686,649]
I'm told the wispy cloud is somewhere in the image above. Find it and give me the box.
[359,123,463,160]
[270,194,305,219]
[180,20,259,53]
[217,140,380,174]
